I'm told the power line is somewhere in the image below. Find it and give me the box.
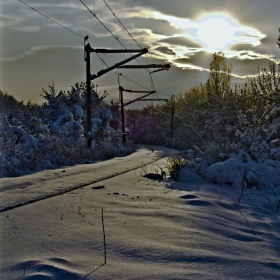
[18,0,84,39]
[81,0,172,100]
[94,52,168,103]
[79,1,152,78]
[19,0,169,100]
[18,0,152,96]
[102,0,142,49]
[101,0,156,92]
[94,53,153,91]
[80,0,129,50]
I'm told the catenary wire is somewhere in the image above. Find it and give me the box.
[101,0,156,93]
[79,0,153,80]
[18,0,156,97]
[19,0,169,100]
[95,52,169,97]
[94,53,151,91]
[102,0,142,49]
[18,0,84,39]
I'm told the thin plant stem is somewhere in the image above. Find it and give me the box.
[102,208,107,264]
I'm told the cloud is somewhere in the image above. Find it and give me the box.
[0,45,82,62]
[11,26,40,32]
[0,16,20,27]
[151,11,266,50]
[2,0,279,105]
[158,36,202,48]
[155,47,176,55]
[122,17,183,37]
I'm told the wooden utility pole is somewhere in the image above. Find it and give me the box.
[85,38,92,148]
[117,64,170,145]
[84,38,148,147]
[278,27,280,48]
[119,86,126,145]
[170,95,175,148]
[119,86,156,145]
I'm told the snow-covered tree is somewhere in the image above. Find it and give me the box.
[206,51,233,97]
[0,82,122,177]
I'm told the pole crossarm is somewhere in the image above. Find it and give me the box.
[85,43,148,81]
[86,46,148,54]
[123,92,156,107]
[120,86,155,94]
[118,64,170,69]
[90,52,148,80]
[150,68,169,74]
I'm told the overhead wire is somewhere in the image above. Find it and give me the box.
[18,0,84,39]
[95,51,170,98]
[19,0,169,103]
[102,0,142,49]
[102,0,157,93]
[18,0,155,99]
[94,53,151,91]
[80,0,156,93]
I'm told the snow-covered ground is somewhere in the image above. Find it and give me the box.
[0,146,280,280]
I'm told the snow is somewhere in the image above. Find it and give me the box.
[1,146,279,280]
[177,167,205,184]
[206,158,244,187]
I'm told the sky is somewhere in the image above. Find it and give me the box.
[0,0,279,107]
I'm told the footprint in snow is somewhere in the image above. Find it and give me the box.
[92,186,105,190]
[181,194,198,200]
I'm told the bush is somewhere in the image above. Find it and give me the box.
[0,82,122,177]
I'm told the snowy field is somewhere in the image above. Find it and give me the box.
[0,146,280,280]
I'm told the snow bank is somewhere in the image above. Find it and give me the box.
[206,158,244,187]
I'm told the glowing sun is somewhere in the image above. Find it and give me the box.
[193,14,240,50]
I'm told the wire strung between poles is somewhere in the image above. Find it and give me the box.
[79,1,153,78]
[19,0,84,39]
[20,0,170,101]
[102,0,156,92]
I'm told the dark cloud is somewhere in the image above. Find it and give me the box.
[155,47,176,55]
[158,36,202,48]
[173,57,192,64]
[230,44,254,52]
[121,17,184,36]
[183,51,213,68]
[229,57,272,76]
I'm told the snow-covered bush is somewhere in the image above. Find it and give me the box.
[0,82,122,177]
[161,60,280,190]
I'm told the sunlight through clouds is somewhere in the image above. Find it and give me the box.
[193,15,240,50]
[192,14,266,51]
[146,11,268,72]
[2,0,278,104]
[151,11,266,52]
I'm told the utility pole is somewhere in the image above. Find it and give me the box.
[117,64,170,145]
[84,37,92,147]
[170,95,175,148]
[84,38,148,147]
[278,27,280,48]
[147,95,175,147]
[119,86,126,145]
[119,86,156,145]
[171,103,174,139]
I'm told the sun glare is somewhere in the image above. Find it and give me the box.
[193,14,240,51]
[151,11,265,56]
